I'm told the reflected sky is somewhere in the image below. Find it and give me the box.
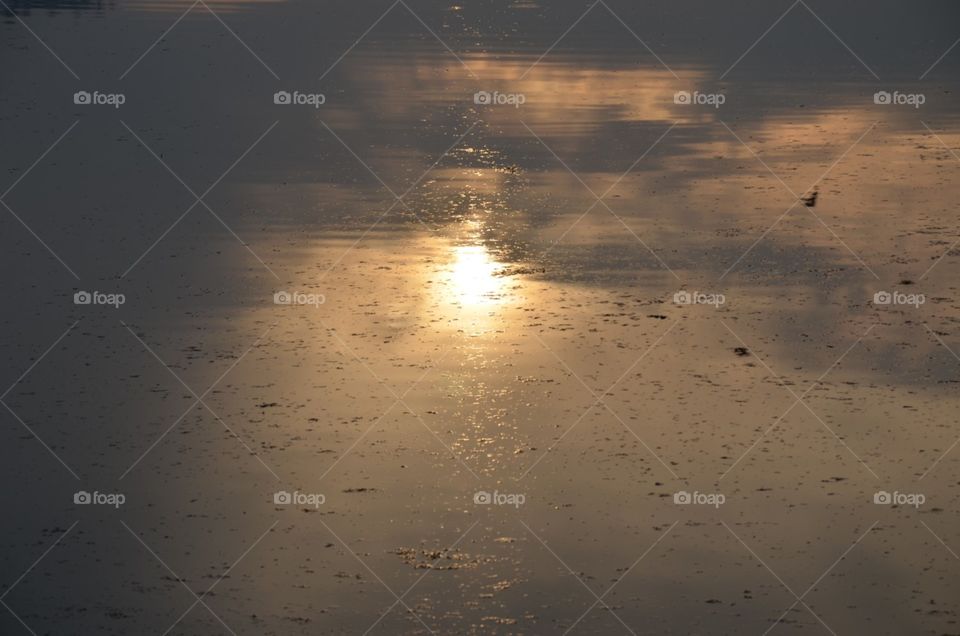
[2,1,960,634]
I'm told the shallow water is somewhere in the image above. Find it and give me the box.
[2,1,960,634]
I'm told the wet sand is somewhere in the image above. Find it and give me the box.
[2,0,960,634]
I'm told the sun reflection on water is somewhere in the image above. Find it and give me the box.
[444,243,509,307]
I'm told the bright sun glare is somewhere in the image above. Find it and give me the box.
[446,244,507,306]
